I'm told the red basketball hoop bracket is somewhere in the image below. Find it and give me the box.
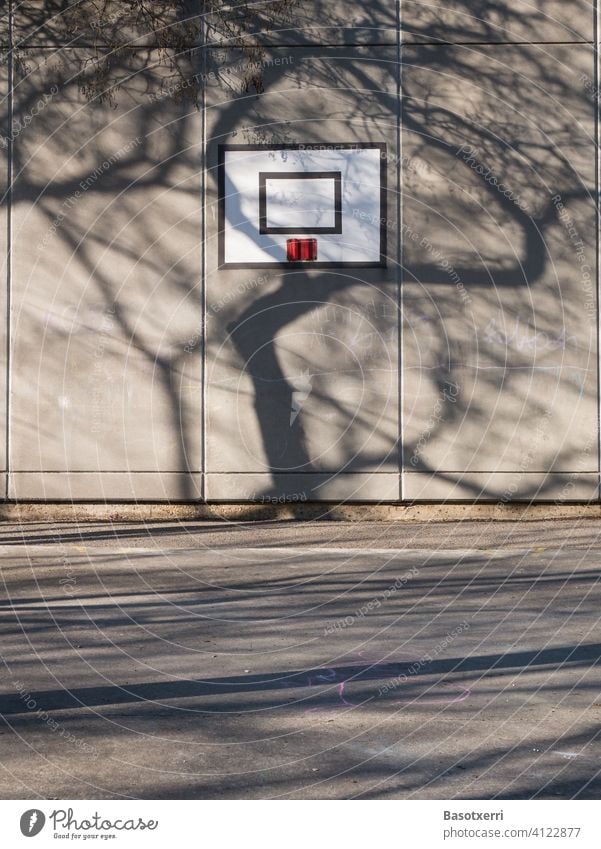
[287,238,318,262]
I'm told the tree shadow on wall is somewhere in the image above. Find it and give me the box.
[3,0,598,502]
[209,6,597,501]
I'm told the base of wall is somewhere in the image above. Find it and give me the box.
[1,501,601,523]
[5,471,598,504]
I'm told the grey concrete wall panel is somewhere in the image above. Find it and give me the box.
[0,7,7,46]
[402,45,598,501]
[205,2,397,46]
[402,1,593,43]
[205,48,400,502]
[9,472,202,501]
[15,1,397,48]
[10,51,202,499]
[13,2,195,47]
[206,473,399,502]
[403,471,599,502]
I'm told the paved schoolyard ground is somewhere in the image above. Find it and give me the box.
[0,519,600,799]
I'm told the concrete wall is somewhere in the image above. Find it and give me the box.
[1,2,599,502]
[7,42,202,501]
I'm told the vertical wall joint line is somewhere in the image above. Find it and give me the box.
[397,0,403,501]
[200,8,207,502]
[5,0,13,501]
[593,0,601,498]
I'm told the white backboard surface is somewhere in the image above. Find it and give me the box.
[219,145,386,267]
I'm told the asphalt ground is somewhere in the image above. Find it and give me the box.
[1,519,600,799]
